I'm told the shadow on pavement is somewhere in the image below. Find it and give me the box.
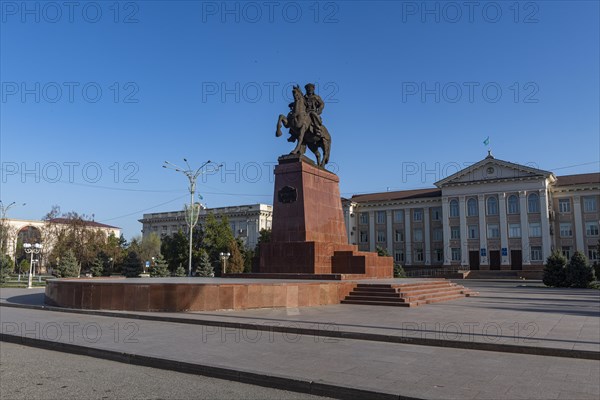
[2,292,46,306]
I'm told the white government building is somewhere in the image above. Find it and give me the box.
[343,153,599,275]
[139,204,273,250]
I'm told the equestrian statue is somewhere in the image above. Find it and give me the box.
[276,83,332,167]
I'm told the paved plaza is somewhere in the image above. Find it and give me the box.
[1,280,599,399]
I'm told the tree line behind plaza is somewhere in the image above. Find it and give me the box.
[0,206,272,280]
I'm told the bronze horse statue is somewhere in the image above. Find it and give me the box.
[276,85,331,167]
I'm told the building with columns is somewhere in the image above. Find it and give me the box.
[139,203,273,250]
[343,153,599,276]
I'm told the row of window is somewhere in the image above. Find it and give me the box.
[558,197,598,213]
[362,220,600,244]
[450,194,541,217]
[360,209,444,225]
[393,247,599,264]
[393,248,445,263]
[447,247,547,262]
[559,222,599,237]
[359,196,598,224]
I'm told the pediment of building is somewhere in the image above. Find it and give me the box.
[435,154,554,188]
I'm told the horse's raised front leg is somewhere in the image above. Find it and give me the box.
[276,114,287,137]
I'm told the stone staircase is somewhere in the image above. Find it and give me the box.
[341,280,478,307]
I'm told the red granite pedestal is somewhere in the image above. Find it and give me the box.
[258,156,392,279]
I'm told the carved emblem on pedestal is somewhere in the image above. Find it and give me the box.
[278,186,297,204]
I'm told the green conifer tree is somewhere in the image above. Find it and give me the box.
[150,254,171,277]
[55,250,80,278]
[0,255,14,284]
[566,251,594,288]
[227,239,245,274]
[90,257,105,277]
[543,251,568,287]
[122,250,143,278]
[195,249,214,277]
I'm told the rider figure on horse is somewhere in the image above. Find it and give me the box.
[304,83,325,137]
[288,83,325,141]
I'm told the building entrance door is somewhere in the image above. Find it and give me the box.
[490,251,501,270]
[469,251,480,270]
[511,250,522,270]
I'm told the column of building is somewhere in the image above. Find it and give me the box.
[539,190,552,260]
[478,194,488,266]
[344,204,354,242]
[572,195,584,252]
[519,191,530,265]
[459,196,469,266]
[386,210,394,256]
[424,207,431,265]
[442,197,451,265]
[368,211,376,252]
[498,192,510,266]
[404,208,412,265]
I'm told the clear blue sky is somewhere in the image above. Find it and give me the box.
[1,0,599,239]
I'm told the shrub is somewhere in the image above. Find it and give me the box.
[543,251,567,287]
[592,262,600,281]
[376,246,389,257]
[565,251,594,288]
[174,265,187,277]
[19,259,30,275]
[0,254,14,284]
[393,263,407,278]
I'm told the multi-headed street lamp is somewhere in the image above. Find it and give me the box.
[163,159,221,277]
[23,243,42,289]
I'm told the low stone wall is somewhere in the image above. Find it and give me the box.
[45,279,357,312]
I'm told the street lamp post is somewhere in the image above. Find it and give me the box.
[23,243,42,289]
[163,159,221,277]
[220,252,231,275]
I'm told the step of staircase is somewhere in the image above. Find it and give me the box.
[343,280,476,307]
[397,285,462,297]
[340,299,415,307]
[352,287,398,294]
[402,289,467,302]
[349,290,400,298]
[391,281,453,289]
[344,295,409,303]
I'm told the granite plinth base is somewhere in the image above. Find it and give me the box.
[260,157,393,278]
[44,278,357,312]
[259,242,393,278]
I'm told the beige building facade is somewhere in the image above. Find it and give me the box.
[343,154,599,274]
[139,203,273,249]
[0,218,121,272]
